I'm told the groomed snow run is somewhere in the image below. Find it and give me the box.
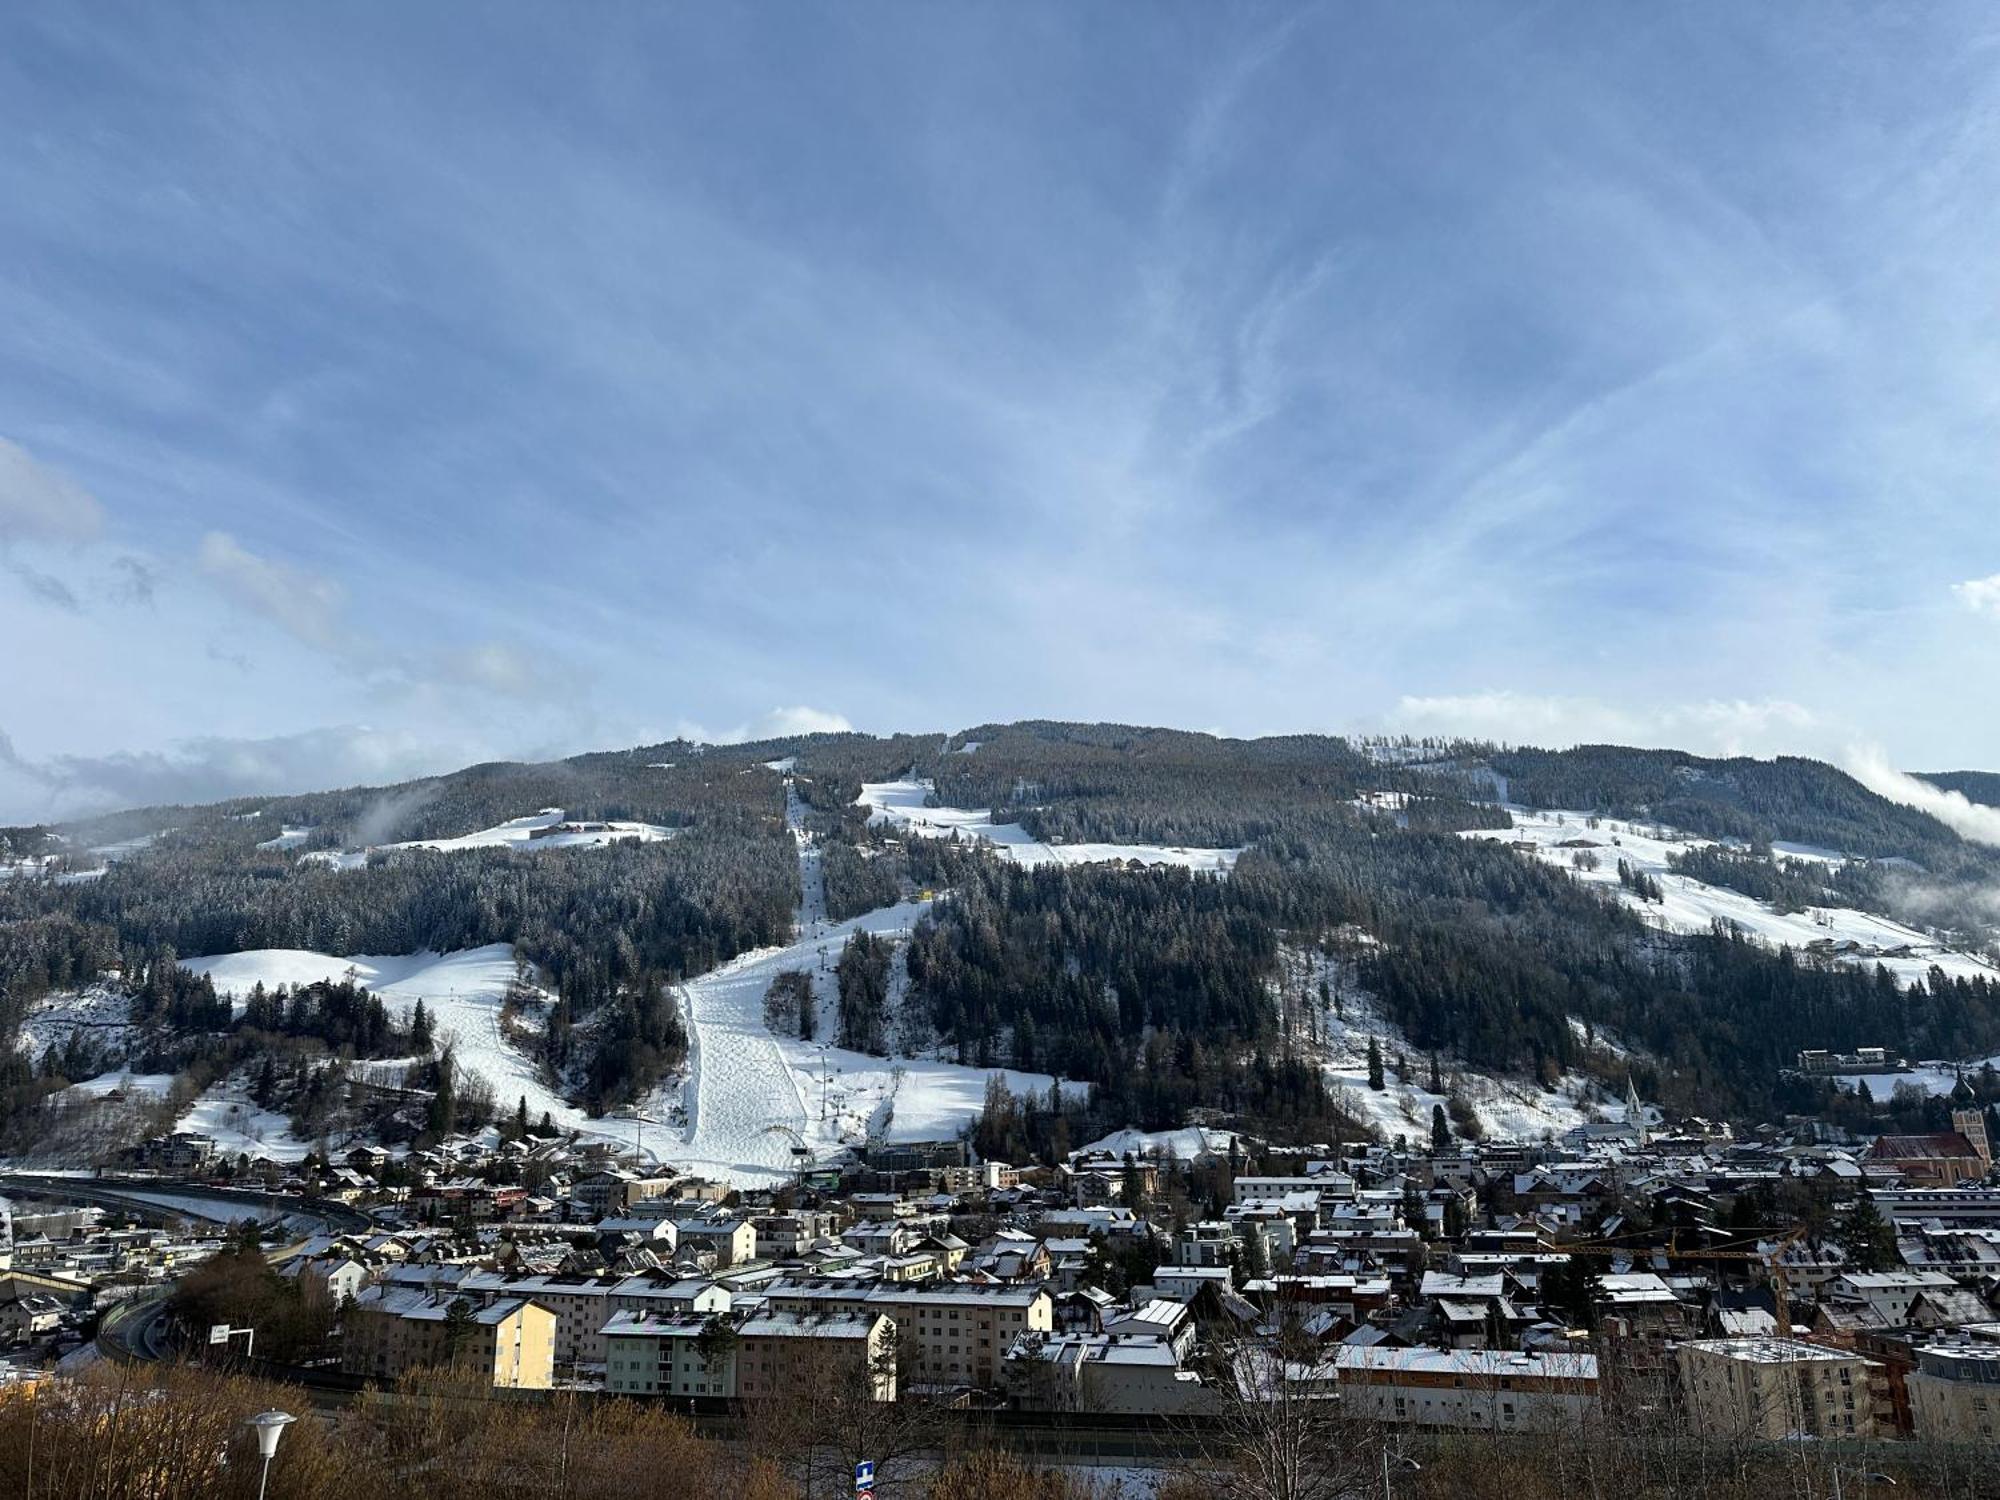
[858,780,1242,873]
[660,777,1088,1186]
[1465,808,1999,988]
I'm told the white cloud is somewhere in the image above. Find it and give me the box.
[198,531,347,653]
[0,438,103,544]
[0,722,507,821]
[1844,744,2000,848]
[1954,573,2000,617]
[668,705,855,745]
[1393,691,1820,758]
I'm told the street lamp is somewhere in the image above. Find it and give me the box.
[616,1105,660,1167]
[244,1409,295,1500]
[1382,1452,1420,1499]
[1831,1469,1897,1500]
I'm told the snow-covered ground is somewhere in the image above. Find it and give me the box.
[859,780,1242,873]
[1465,808,1999,987]
[179,1087,315,1163]
[60,1070,174,1100]
[295,809,679,870]
[256,825,314,851]
[656,777,1087,1186]
[1081,1125,1238,1161]
[1822,1057,2000,1098]
[14,984,138,1063]
[385,808,679,854]
[1280,945,1633,1143]
[178,944,624,1152]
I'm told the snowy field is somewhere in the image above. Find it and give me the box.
[385,808,679,855]
[256,825,314,851]
[1821,1058,2000,1098]
[1464,808,1998,987]
[661,897,1083,1184]
[296,808,679,870]
[61,1070,173,1100]
[859,780,1242,873]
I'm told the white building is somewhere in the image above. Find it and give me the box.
[1334,1346,1600,1431]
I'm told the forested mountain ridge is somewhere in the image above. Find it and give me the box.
[3,723,1998,1162]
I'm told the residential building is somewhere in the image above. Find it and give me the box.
[734,1309,896,1402]
[1006,1332,1209,1415]
[1676,1338,1888,1440]
[1333,1346,1599,1431]
[1906,1338,2000,1442]
[342,1288,555,1388]
[601,1310,736,1399]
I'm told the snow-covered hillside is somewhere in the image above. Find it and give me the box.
[655,775,1087,1186]
[1465,807,1998,987]
[1278,944,1639,1144]
[296,809,679,870]
[859,780,1242,872]
[15,984,138,1064]
[179,944,625,1153]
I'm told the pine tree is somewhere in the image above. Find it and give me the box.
[1367,1036,1385,1092]
[410,998,433,1054]
[1431,1102,1451,1152]
[1840,1194,1897,1272]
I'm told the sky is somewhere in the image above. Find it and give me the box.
[4,3,2000,821]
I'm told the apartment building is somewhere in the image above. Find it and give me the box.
[1006,1332,1209,1414]
[341,1288,555,1388]
[1334,1347,1600,1431]
[602,1310,736,1399]
[763,1277,1054,1389]
[1677,1338,1889,1440]
[673,1218,757,1267]
[1907,1339,2000,1442]
[735,1309,896,1402]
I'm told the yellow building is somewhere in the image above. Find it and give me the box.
[342,1287,555,1388]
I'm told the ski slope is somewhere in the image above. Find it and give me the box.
[1465,808,1998,987]
[858,780,1242,873]
[659,776,1086,1185]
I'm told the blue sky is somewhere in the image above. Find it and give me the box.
[3,3,1999,819]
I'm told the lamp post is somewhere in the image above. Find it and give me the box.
[617,1105,660,1167]
[244,1409,295,1500]
[1382,1452,1421,1500]
[1831,1468,1897,1500]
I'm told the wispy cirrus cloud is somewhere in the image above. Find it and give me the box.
[0,438,102,545]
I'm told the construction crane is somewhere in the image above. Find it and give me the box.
[1544,1224,1812,1337]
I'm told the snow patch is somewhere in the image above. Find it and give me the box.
[1465,808,1997,987]
[858,780,1242,873]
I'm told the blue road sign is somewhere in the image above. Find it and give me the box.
[855,1461,875,1490]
